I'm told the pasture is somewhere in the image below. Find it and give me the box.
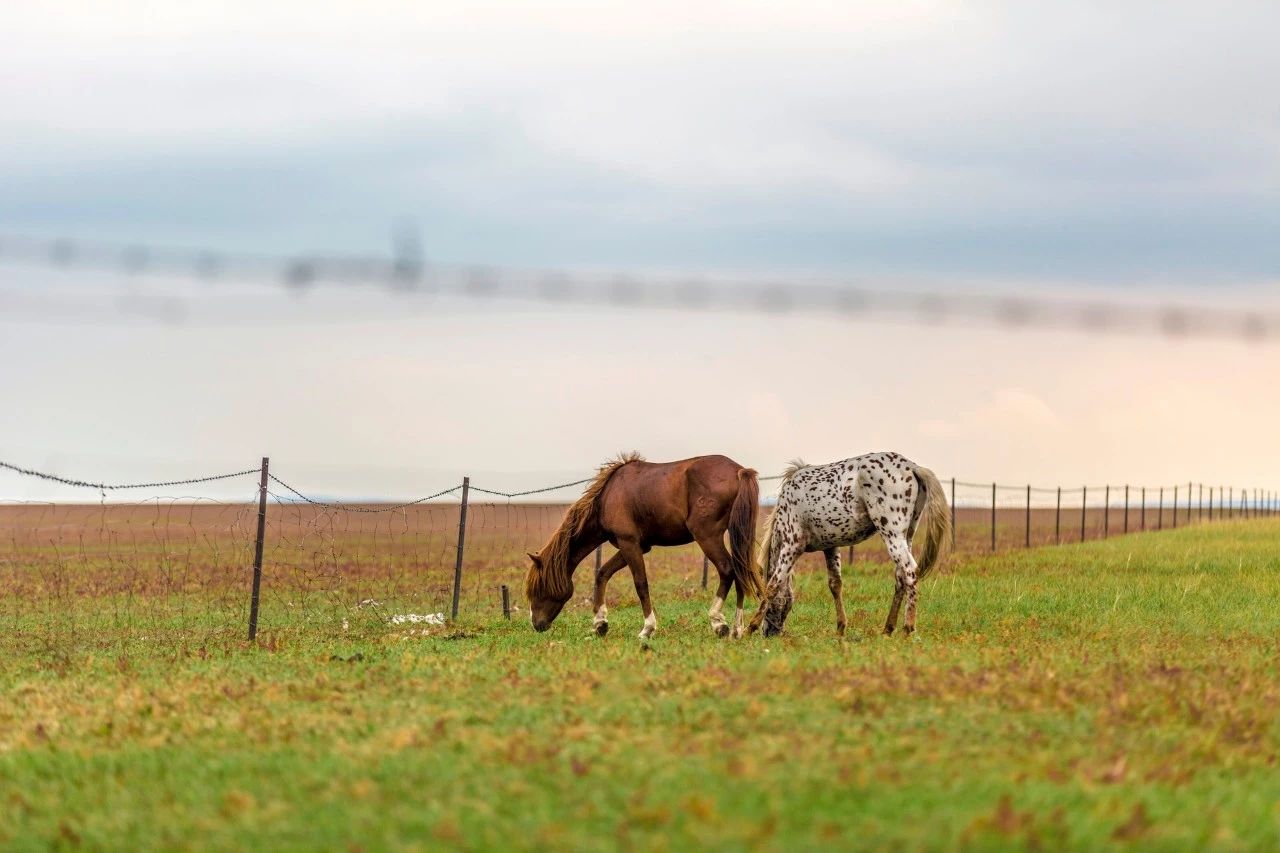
[2,511,1280,849]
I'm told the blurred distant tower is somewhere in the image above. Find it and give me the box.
[391,221,424,290]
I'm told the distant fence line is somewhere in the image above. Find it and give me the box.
[4,232,1280,341]
[2,457,1277,651]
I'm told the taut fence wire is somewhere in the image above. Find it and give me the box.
[2,457,1277,661]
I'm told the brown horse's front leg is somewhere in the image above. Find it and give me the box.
[591,551,628,636]
[617,541,657,640]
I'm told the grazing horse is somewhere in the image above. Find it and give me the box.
[746,451,950,638]
[525,453,765,639]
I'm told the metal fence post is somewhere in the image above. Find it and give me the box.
[1188,482,1192,524]
[847,544,854,564]
[1124,485,1129,534]
[1198,484,1203,522]
[1141,487,1146,530]
[1055,487,1061,545]
[1157,487,1164,530]
[1025,485,1031,548]
[1209,486,1214,521]
[950,478,957,550]
[1172,485,1178,529]
[501,585,511,619]
[450,476,470,621]
[1104,485,1110,538]
[702,555,709,590]
[990,482,997,552]
[247,456,269,643]
[1229,487,1233,519]
[1080,486,1087,542]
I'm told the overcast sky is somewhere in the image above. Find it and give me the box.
[2,2,1278,501]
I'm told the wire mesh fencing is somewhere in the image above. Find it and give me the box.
[2,457,1277,664]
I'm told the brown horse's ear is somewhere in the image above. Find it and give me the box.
[527,552,542,567]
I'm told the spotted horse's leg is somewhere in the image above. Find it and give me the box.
[882,533,919,636]
[823,547,847,637]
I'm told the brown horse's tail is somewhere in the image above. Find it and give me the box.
[911,464,951,581]
[729,468,765,598]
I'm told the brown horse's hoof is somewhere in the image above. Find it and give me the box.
[593,621,609,637]
[714,623,730,638]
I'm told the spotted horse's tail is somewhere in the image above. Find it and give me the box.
[909,464,951,580]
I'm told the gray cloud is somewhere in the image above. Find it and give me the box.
[1,2,1277,284]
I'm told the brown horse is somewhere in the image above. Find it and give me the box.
[525,453,765,639]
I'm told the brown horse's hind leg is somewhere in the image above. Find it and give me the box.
[616,539,658,640]
[709,575,733,637]
[731,579,746,639]
[692,531,736,638]
[591,551,628,636]
[823,548,847,637]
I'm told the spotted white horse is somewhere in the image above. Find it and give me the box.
[745,452,951,638]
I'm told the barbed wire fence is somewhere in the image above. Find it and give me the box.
[2,456,1277,663]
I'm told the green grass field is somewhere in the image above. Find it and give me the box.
[3,518,1280,850]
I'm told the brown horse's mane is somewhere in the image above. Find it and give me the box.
[526,452,643,600]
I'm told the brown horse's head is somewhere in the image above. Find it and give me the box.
[525,550,572,631]
[523,453,640,633]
